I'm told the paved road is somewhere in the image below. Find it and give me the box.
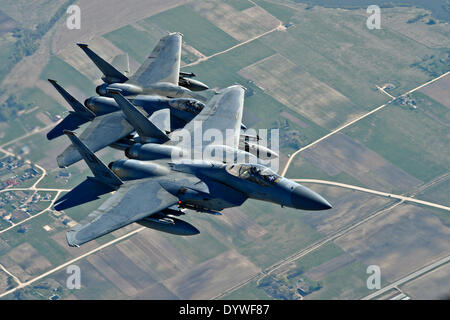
[183,23,284,68]
[293,179,450,212]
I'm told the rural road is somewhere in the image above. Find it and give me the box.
[280,71,450,177]
[293,179,450,212]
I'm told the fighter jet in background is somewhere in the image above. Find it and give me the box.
[46,79,205,144]
[49,33,211,167]
[78,32,209,98]
[54,85,331,247]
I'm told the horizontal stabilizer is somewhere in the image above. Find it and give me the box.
[63,130,123,187]
[47,113,90,140]
[110,91,170,143]
[77,43,128,83]
[53,177,116,211]
[48,79,95,120]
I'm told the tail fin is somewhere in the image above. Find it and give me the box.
[111,53,130,76]
[109,90,170,143]
[63,130,122,187]
[48,79,95,120]
[77,43,128,84]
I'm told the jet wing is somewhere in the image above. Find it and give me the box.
[128,33,181,87]
[53,177,117,211]
[66,178,179,247]
[57,111,134,167]
[47,113,91,140]
[171,85,245,150]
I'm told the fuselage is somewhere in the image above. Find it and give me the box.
[108,158,332,212]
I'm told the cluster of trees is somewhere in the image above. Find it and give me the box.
[411,51,450,77]
[0,95,29,121]
[5,0,77,78]
[257,271,322,299]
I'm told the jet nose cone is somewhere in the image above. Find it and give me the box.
[291,185,332,210]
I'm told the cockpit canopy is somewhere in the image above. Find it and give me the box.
[225,164,280,186]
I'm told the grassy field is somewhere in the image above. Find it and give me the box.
[141,4,239,56]
[221,280,270,300]
[223,242,370,299]
[0,213,71,267]
[258,5,435,106]
[224,0,255,11]
[235,199,322,269]
[103,25,163,64]
[344,92,449,183]
[286,157,367,187]
[0,118,26,144]
[20,87,61,118]
[161,224,229,265]
[417,178,450,208]
[0,37,15,83]
[253,0,296,22]
[305,260,371,299]
[40,56,95,97]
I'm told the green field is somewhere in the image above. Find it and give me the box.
[253,0,296,22]
[344,92,450,183]
[294,242,344,271]
[20,87,62,117]
[0,38,15,83]
[163,223,229,265]
[258,5,435,107]
[142,4,239,56]
[305,260,371,299]
[223,242,370,299]
[0,118,27,144]
[0,213,71,266]
[417,178,450,208]
[224,0,255,11]
[40,56,95,96]
[221,280,270,300]
[235,199,322,269]
[103,25,163,64]
[285,157,368,187]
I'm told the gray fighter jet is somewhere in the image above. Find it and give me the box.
[46,79,205,141]
[55,85,331,247]
[52,33,210,167]
[78,32,209,98]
